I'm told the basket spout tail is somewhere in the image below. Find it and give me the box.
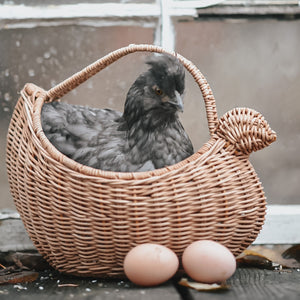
[269,130,277,144]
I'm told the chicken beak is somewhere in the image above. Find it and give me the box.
[170,91,184,112]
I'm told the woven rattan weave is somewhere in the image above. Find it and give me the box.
[6,44,276,277]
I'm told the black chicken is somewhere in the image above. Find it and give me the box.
[41,54,194,172]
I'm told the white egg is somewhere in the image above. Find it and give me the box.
[182,240,236,283]
[123,243,179,286]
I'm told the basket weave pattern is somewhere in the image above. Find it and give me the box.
[6,44,276,277]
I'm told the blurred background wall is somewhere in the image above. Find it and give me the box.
[1,0,300,209]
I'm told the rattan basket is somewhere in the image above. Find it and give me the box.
[6,44,276,278]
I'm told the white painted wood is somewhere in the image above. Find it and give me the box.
[0,0,297,22]
[0,2,195,30]
[155,0,196,51]
[160,0,175,51]
[253,205,300,244]
[0,3,161,20]
[0,3,160,29]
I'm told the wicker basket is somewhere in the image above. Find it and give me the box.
[6,44,276,278]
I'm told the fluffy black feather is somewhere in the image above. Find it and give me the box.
[41,54,194,172]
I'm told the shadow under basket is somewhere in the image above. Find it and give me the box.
[6,44,276,278]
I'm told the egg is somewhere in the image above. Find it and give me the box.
[182,240,236,283]
[123,243,179,286]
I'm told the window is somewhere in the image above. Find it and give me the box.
[1,0,299,244]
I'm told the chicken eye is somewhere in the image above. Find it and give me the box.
[154,87,163,96]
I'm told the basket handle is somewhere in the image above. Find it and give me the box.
[46,44,218,136]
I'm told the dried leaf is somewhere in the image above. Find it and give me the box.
[237,249,279,270]
[0,269,39,285]
[282,245,300,262]
[237,246,300,269]
[250,246,300,268]
[178,278,229,291]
